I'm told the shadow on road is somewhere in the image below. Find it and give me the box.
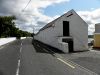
[32,39,65,55]
[32,42,49,53]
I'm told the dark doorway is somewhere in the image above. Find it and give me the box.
[62,38,74,53]
[63,21,69,36]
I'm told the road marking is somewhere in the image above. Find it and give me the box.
[20,42,23,53]
[45,47,93,73]
[56,54,98,74]
[21,40,23,46]
[16,41,23,75]
[16,60,21,75]
[36,42,98,74]
[57,58,75,69]
[20,47,22,53]
[21,42,22,46]
[43,47,97,74]
[35,42,98,74]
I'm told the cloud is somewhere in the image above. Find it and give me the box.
[1,0,100,35]
[77,8,100,35]
[0,0,69,33]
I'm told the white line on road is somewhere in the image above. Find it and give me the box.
[43,47,98,74]
[16,60,21,75]
[35,43,98,74]
[57,57,98,74]
[21,43,22,46]
[56,54,98,74]
[20,47,22,53]
[42,48,75,68]
[20,42,23,53]
[57,58,75,69]
[57,55,98,74]
[16,41,23,75]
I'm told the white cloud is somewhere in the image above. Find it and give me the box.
[77,8,100,35]
[1,0,100,35]
[0,0,70,33]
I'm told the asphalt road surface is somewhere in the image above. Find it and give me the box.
[0,39,21,75]
[0,38,99,75]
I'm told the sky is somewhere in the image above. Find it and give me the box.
[0,0,100,35]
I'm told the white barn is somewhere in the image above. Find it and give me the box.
[34,9,88,53]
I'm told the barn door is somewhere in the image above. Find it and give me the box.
[62,38,74,53]
[63,21,69,36]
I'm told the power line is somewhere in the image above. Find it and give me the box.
[22,0,31,12]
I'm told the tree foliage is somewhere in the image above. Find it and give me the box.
[0,16,33,38]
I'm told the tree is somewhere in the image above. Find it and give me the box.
[0,16,32,38]
[0,16,16,37]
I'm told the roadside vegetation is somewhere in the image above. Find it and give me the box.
[0,16,33,38]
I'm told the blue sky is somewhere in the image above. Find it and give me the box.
[44,0,100,16]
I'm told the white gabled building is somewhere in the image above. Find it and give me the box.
[34,9,88,53]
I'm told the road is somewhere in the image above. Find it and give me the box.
[0,38,99,75]
[0,39,21,75]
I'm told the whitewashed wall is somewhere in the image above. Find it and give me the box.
[34,9,88,52]
[67,10,88,51]
[0,37,16,46]
[0,37,27,46]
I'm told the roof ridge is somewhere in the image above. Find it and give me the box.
[39,9,75,31]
